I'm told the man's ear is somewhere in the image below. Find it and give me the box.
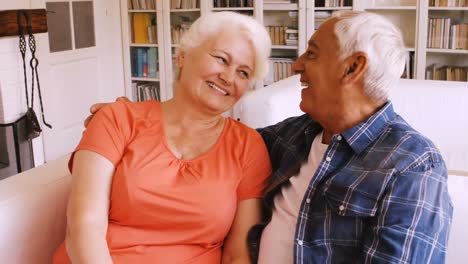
[342,52,367,84]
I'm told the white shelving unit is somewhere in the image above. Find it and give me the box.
[161,1,202,99]
[306,1,354,50]
[119,0,466,102]
[120,0,167,101]
[353,0,467,81]
[421,1,467,81]
[260,1,307,87]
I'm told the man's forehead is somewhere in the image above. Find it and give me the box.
[308,18,340,48]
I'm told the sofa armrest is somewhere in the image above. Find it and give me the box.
[0,155,71,264]
[446,172,468,264]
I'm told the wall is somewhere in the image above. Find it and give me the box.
[0,1,45,168]
[0,37,23,123]
[0,1,30,123]
[1,1,126,167]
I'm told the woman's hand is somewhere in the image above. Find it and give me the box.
[84,96,131,127]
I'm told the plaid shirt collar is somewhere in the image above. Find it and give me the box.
[342,102,396,154]
[262,101,396,203]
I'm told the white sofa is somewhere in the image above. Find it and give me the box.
[0,155,70,264]
[234,75,468,264]
[0,77,467,263]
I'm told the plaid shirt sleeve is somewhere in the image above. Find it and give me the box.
[359,160,453,263]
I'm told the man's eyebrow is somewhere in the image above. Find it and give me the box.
[308,40,319,50]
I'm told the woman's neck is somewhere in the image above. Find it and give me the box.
[161,97,225,132]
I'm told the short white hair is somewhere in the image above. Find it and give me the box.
[176,11,271,84]
[332,11,406,101]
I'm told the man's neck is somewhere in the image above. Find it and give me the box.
[321,98,386,144]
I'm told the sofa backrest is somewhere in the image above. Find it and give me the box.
[0,155,70,264]
[235,76,468,172]
[389,79,468,173]
[234,75,468,263]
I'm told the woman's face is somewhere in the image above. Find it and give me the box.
[177,30,255,114]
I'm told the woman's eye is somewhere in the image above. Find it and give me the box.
[239,70,249,78]
[215,56,227,64]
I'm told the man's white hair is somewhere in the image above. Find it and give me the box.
[176,11,271,84]
[332,11,406,101]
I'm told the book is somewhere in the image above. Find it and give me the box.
[133,14,151,43]
[148,47,158,79]
[131,48,138,77]
[142,48,148,77]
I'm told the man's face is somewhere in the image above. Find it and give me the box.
[292,18,345,121]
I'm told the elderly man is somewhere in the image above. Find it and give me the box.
[85,11,452,264]
[253,11,452,264]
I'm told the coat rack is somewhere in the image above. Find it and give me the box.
[0,9,47,37]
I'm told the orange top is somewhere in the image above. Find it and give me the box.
[53,101,271,264]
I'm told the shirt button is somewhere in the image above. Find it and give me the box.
[337,135,342,141]
[298,240,303,245]
[306,198,311,203]
[339,205,345,211]
[325,156,332,162]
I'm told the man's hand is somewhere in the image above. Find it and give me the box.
[84,96,131,127]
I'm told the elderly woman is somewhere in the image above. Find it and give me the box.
[53,12,272,264]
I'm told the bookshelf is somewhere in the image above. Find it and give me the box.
[212,0,256,12]
[161,0,202,99]
[261,1,305,86]
[121,0,166,102]
[307,0,353,42]
[353,0,467,82]
[423,1,467,81]
[119,0,466,103]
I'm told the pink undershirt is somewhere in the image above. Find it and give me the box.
[258,132,327,264]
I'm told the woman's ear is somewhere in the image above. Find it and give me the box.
[342,52,368,84]
[176,51,185,68]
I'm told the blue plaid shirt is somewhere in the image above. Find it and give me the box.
[248,102,453,264]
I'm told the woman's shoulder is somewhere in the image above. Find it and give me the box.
[225,118,265,147]
[102,100,161,121]
[227,118,259,134]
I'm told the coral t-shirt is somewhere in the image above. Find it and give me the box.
[53,101,272,264]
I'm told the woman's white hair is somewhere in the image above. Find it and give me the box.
[176,11,271,84]
[332,11,406,101]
